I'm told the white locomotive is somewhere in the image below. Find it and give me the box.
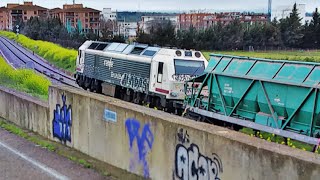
[75,41,208,112]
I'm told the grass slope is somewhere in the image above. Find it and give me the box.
[0,31,77,72]
[0,56,51,99]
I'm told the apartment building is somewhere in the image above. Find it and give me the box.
[178,12,268,30]
[0,7,9,30]
[117,21,138,38]
[102,8,117,21]
[50,4,100,34]
[8,1,48,30]
[178,13,213,30]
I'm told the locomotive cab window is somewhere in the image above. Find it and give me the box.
[157,62,164,83]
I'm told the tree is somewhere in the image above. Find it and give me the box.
[136,30,152,45]
[280,3,304,48]
[176,26,197,49]
[100,19,117,41]
[221,19,244,50]
[303,8,320,48]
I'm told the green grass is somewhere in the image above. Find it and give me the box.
[241,128,318,153]
[0,56,51,99]
[0,31,77,72]
[0,118,94,169]
[202,50,320,62]
[0,120,56,151]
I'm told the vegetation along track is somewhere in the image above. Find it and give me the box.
[0,36,77,88]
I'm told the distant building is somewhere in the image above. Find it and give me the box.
[102,8,117,21]
[0,7,9,30]
[50,4,100,34]
[178,12,267,30]
[178,13,212,30]
[140,15,178,33]
[6,1,48,30]
[117,21,138,39]
[115,12,142,38]
[271,4,306,24]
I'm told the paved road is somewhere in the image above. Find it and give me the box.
[0,36,78,87]
[0,128,109,180]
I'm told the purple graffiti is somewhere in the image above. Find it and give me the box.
[52,94,72,143]
[125,118,154,178]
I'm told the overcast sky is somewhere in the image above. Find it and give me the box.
[0,0,319,12]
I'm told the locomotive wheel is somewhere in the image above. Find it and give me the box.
[84,77,91,90]
[155,98,163,110]
[96,81,102,93]
[89,80,95,92]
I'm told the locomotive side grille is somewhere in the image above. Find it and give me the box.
[83,53,95,78]
[83,53,151,93]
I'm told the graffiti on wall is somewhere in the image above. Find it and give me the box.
[120,73,149,92]
[125,118,154,178]
[175,128,223,180]
[52,94,72,143]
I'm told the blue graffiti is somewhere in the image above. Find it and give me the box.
[125,118,154,178]
[52,94,72,143]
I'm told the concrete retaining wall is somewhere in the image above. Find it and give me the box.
[48,85,320,180]
[0,86,49,137]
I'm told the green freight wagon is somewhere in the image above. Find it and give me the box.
[185,54,320,145]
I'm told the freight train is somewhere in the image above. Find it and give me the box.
[75,41,320,147]
[75,41,208,113]
[184,54,320,146]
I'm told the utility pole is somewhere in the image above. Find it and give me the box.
[268,0,272,21]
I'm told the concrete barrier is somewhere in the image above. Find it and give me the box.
[48,85,320,180]
[0,86,49,137]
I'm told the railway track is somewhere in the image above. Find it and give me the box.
[0,36,77,88]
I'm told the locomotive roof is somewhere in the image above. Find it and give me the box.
[80,41,204,60]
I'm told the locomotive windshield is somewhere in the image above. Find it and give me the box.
[174,59,205,76]
[173,59,205,82]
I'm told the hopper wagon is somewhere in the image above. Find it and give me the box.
[185,54,320,145]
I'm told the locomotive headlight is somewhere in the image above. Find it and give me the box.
[170,92,178,97]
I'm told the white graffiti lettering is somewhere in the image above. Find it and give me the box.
[111,71,122,80]
[104,58,114,70]
[175,144,223,180]
[120,73,149,92]
[173,74,197,82]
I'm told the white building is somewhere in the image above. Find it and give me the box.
[140,15,178,33]
[118,21,138,38]
[102,8,117,21]
[271,4,306,24]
